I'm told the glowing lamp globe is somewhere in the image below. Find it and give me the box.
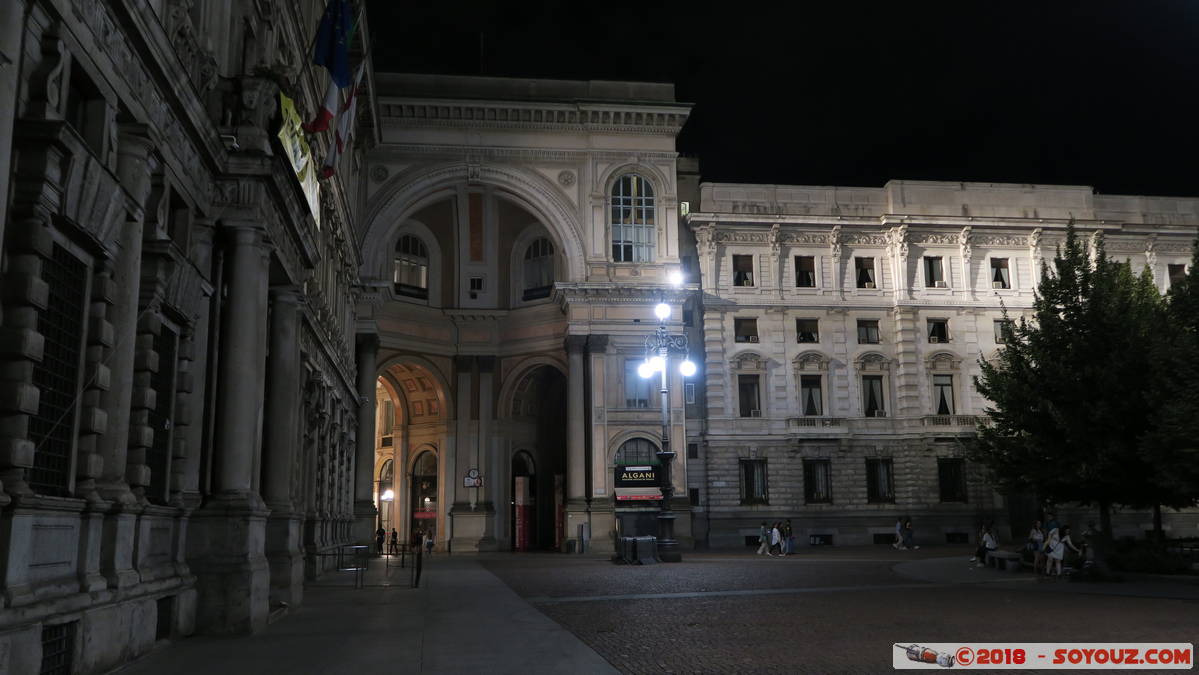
[637,361,655,379]
[654,303,671,320]
[668,270,685,287]
[679,360,697,377]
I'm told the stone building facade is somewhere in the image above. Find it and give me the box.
[356,74,698,557]
[685,181,1199,547]
[0,1,367,672]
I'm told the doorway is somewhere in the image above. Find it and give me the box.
[410,451,438,545]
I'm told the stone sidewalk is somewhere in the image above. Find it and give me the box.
[112,554,617,675]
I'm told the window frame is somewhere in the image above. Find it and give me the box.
[927,318,950,343]
[932,373,955,415]
[1167,263,1188,287]
[799,374,823,416]
[924,256,945,287]
[521,236,556,301]
[854,257,877,288]
[857,319,881,344]
[937,457,968,503]
[993,319,1011,344]
[862,374,886,417]
[394,234,430,300]
[737,373,761,418]
[732,254,755,287]
[990,257,1011,289]
[796,318,819,344]
[623,359,653,409]
[794,255,817,288]
[734,317,759,343]
[610,174,656,263]
[865,457,895,503]
[739,458,769,505]
[803,459,833,504]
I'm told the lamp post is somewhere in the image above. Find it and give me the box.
[639,270,694,563]
[380,488,395,543]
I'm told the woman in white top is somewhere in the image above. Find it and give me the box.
[1046,525,1081,577]
[1028,520,1046,574]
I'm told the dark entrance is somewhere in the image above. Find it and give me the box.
[410,451,438,544]
[508,366,567,550]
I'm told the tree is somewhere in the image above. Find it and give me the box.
[1140,241,1199,535]
[972,224,1165,538]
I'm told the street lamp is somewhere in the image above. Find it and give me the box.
[638,270,694,563]
[380,489,395,543]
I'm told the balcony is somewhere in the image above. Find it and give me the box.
[786,417,845,430]
[922,415,985,428]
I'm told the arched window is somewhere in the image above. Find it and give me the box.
[522,237,555,301]
[615,437,659,466]
[610,174,655,263]
[394,234,429,299]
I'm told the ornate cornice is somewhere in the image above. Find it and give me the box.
[378,100,690,135]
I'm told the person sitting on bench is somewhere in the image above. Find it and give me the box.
[970,524,998,566]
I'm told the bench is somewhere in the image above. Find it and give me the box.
[985,550,1022,572]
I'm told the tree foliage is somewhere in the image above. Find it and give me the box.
[971,225,1198,534]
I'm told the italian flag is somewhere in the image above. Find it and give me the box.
[319,63,365,180]
[302,79,340,133]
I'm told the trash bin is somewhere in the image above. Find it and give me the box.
[633,536,659,565]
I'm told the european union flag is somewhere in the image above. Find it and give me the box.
[312,0,352,88]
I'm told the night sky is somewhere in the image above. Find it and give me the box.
[368,1,1199,197]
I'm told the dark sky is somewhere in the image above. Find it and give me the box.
[368,1,1199,197]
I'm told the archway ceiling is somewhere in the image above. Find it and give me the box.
[384,362,444,421]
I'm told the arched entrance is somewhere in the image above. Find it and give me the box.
[614,437,663,539]
[410,451,438,544]
[377,459,395,532]
[506,365,567,550]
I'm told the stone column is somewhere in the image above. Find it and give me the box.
[96,126,156,591]
[352,333,379,545]
[263,288,303,606]
[565,335,588,551]
[449,356,475,551]
[586,335,615,553]
[188,223,271,635]
[475,356,496,550]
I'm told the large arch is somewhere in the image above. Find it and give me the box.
[497,354,568,421]
[376,353,454,420]
[360,162,587,282]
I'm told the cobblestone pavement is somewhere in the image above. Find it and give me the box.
[481,549,1199,675]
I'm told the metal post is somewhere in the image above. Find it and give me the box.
[655,325,681,562]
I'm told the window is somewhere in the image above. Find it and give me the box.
[857,319,880,344]
[685,382,696,404]
[796,319,819,343]
[938,458,967,502]
[925,257,945,287]
[738,374,761,417]
[990,258,1011,289]
[732,254,755,286]
[794,256,816,287]
[683,309,693,327]
[933,374,954,415]
[394,234,429,299]
[803,459,832,504]
[65,65,106,159]
[687,443,699,459]
[1168,263,1187,286]
[615,437,658,465]
[927,318,949,343]
[993,319,1011,344]
[624,360,653,408]
[866,458,894,503]
[40,621,77,675]
[611,174,655,262]
[739,458,768,504]
[146,324,178,505]
[28,243,88,496]
[800,375,823,416]
[734,318,759,343]
[689,487,700,506]
[522,237,555,300]
[855,257,876,288]
[862,375,885,416]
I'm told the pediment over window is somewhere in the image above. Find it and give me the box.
[926,351,962,372]
[853,352,891,372]
[792,351,830,372]
[730,352,765,371]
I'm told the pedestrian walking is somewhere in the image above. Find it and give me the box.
[1027,520,1046,573]
[375,526,386,555]
[424,531,435,555]
[783,519,794,556]
[1046,525,1080,577]
[902,517,919,550]
[769,522,782,556]
[756,521,770,555]
[892,516,904,550]
[389,528,399,556]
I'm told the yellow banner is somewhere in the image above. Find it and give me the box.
[278,92,321,230]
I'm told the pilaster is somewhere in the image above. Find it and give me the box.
[352,332,379,545]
